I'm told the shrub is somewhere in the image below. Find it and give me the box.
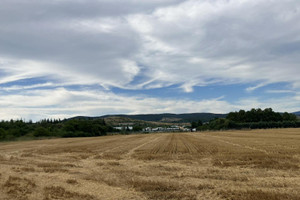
[34,127,51,137]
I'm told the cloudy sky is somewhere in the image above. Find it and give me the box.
[0,0,300,121]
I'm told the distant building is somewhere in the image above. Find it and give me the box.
[114,126,133,131]
[142,125,191,132]
[143,127,152,132]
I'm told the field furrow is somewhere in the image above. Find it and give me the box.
[1,128,300,200]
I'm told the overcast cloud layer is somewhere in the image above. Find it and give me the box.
[0,0,299,120]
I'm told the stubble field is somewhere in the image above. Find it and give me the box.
[0,128,300,200]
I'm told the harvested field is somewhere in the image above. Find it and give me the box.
[0,128,300,200]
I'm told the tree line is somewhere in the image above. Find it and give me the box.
[197,108,299,131]
[0,118,113,141]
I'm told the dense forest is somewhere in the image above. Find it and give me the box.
[198,108,300,130]
[0,118,113,141]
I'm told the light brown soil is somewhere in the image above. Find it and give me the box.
[0,128,300,200]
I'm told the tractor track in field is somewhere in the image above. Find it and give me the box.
[204,134,270,154]
[124,135,164,159]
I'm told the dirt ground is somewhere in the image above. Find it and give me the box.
[0,128,300,200]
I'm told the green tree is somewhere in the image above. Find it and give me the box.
[191,122,198,129]
[34,127,51,137]
[0,128,6,140]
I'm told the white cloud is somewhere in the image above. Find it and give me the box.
[0,82,56,91]
[246,83,269,92]
[0,0,300,119]
[266,90,295,94]
[128,0,300,90]
[0,87,299,121]
[1,0,300,91]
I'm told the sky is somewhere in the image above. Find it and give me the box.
[0,0,300,121]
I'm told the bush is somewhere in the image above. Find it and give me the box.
[63,119,108,137]
[34,127,51,137]
[0,128,6,140]
[7,129,22,137]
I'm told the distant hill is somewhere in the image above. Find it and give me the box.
[293,111,300,116]
[293,111,300,120]
[66,111,300,127]
[71,113,227,123]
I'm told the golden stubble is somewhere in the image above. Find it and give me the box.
[0,128,300,200]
